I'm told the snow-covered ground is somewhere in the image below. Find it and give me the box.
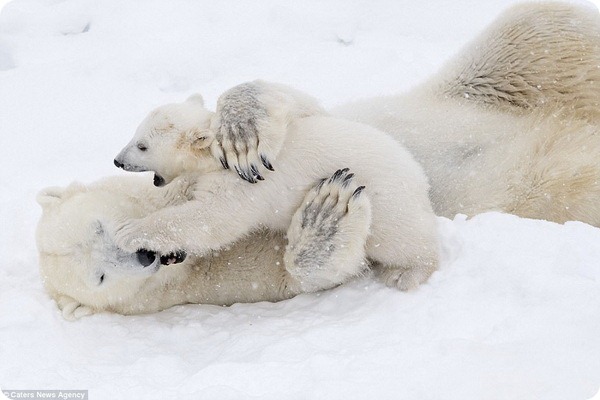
[1,0,600,399]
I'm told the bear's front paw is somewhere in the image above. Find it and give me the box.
[285,168,371,292]
[209,82,275,184]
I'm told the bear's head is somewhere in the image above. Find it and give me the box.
[114,94,218,187]
[35,178,175,320]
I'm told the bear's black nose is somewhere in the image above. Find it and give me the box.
[136,249,156,267]
[114,159,124,169]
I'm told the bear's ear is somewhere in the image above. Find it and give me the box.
[186,93,204,106]
[36,182,86,209]
[36,186,67,209]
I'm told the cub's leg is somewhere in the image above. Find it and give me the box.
[284,169,372,292]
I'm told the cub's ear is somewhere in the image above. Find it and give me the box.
[182,128,215,152]
[36,182,86,209]
[186,93,204,106]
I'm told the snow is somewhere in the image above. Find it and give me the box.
[1,0,600,399]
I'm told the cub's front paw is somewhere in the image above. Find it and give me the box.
[112,220,151,253]
[210,82,276,183]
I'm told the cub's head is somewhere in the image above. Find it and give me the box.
[36,179,173,320]
[114,94,218,187]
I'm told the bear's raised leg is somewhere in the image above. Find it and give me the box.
[209,80,327,182]
[283,169,372,292]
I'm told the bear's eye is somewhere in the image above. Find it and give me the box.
[98,273,105,285]
[137,143,148,152]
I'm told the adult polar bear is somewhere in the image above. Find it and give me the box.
[337,1,600,224]
[212,2,600,227]
[36,173,372,320]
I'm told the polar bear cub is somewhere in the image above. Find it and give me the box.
[36,172,372,319]
[114,83,439,290]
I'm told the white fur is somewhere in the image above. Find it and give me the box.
[334,2,600,225]
[36,174,372,319]
[114,90,439,291]
[39,2,600,319]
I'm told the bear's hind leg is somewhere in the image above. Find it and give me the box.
[283,169,372,293]
[374,258,438,292]
[367,210,439,291]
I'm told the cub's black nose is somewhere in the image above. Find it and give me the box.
[136,249,157,267]
[153,173,165,187]
[114,159,124,169]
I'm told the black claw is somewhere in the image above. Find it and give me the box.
[316,178,327,190]
[250,164,264,181]
[352,186,366,198]
[220,157,229,170]
[330,169,343,182]
[246,169,257,183]
[342,173,354,187]
[235,166,256,183]
[260,154,274,171]
[234,165,247,181]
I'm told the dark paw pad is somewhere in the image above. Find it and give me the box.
[160,251,187,265]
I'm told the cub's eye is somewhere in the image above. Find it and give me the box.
[137,143,148,151]
[99,274,105,285]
